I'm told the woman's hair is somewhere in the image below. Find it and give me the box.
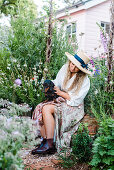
[62,60,86,94]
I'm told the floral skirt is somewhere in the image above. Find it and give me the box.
[32,97,85,152]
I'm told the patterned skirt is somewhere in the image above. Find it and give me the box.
[32,97,85,152]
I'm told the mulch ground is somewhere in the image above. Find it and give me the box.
[21,147,91,170]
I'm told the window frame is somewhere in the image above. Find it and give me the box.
[66,21,77,45]
[100,21,110,34]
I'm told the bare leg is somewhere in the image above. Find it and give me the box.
[40,125,46,138]
[31,104,56,154]
[42,104,55,139]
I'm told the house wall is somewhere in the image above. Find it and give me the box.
[84,0,110,56]
[56,0,110,57]
[57,10,87,53]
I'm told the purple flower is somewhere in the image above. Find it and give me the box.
[90,59,95,67]
[94,67,100,76]
[14,79,22,86]
[100,31,108,53]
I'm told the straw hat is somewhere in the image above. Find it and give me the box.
[65,50,91,74]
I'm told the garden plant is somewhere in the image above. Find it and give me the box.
[0,0,113,169]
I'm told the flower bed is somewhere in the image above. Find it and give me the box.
[0,100,39,169]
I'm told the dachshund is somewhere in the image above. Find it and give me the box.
[43,79,59,101]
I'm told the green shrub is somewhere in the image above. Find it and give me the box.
[85,56,113,116]
[90,117,114,170]
[72,123,93,162]
[58,124,93,169]
[0,16,74,107]
[0,115,37,170]
[58,148,76,169]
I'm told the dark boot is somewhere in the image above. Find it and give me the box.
[31,139,56,155]
[35,138,47,148]
[31,138,47,155]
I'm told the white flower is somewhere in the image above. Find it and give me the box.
[41,77,44,84]
[38,70,42,73]
[17,64,20,68]
[95,89,98,95]
[105,78,107,81]
[37,94,40,97]
[109,81,113,85]
[39,61,42,65]
[105,61,107,66]
[1,72,5,76]
[7,67,10,70]
[23,63,27,67]
[13,84,17,88]
[44,67,48,72]
[11,58,17,63]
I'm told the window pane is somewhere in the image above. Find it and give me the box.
[101,22,104,27]
[72,23,76,33]
[66,25,71,34]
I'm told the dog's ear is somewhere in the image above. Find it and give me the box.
[49,80,55,87]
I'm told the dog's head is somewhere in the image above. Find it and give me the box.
[43,80,55,94]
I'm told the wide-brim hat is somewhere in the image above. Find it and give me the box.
[65,50,91,74]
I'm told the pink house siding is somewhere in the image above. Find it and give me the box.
[58,10,87,52]
[56,0,110,56]
[84,0,110,56]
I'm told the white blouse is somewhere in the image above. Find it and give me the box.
[52,63,90,107]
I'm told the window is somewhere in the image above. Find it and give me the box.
[101,21,110,34]
[66,22,77,48]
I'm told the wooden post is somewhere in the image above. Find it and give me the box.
[107,0,114,92]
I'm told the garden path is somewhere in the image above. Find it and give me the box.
[22,147,61,169]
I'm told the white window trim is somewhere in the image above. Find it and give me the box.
[100,21,110,34]
[66,21,77,44]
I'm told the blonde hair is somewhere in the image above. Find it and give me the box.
[62,60,86,94]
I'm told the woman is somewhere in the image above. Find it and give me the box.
[31,50,91,155]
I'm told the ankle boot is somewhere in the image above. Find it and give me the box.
[31,139,56,155]
[31,138,47,155]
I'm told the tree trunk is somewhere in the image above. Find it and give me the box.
[46,0,53,63]
[107,0,114,92]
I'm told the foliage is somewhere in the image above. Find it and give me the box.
[0,114,37,170]
[72,123,93,163]
[58,123,93,168]
[0,0,37,18]
[9,16,46,69]
[0,52,45,108]
[0,98,32,117]
[90,117,114,170]
[0,14,74,107]
[58,148,76,169]
[85,55,113,116]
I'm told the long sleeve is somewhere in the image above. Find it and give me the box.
[52,64,67,89]
[66,76,90,106]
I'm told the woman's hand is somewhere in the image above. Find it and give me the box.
[54,86,62,96]
[54,86,71,100]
